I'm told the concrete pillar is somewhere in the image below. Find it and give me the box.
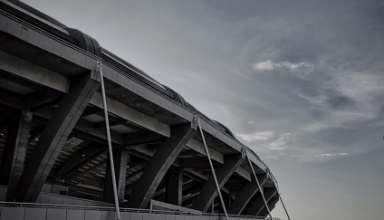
[104,149,129,203]
[0,111,32,201]
[165,168,183,206]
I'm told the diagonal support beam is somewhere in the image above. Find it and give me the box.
[15,72,99,202]
[192,154,243,212]
[127,119,197,208]
[104,149,130,203]
[0,111,32,201]
[229,174,268,215]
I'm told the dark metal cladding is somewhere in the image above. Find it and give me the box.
[66,28,101,57]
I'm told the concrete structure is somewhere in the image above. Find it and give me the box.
[0,0,279,219]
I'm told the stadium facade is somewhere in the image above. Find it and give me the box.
[0,1,280,219]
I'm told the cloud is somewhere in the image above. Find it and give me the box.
[251,60,314,73]
[237,130,275,142]
[267,132,291,150]
[318,152,349,158]
[316,152,350,161]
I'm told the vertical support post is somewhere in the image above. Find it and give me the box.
[104,149,129,203]
[0,111,32,201]
[246,152,273,220]
[165,168,183,205]
[117,151,129,202]
[98,61,120,220]
[197,118,229,220]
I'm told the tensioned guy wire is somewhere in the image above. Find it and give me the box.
[97,61,121,220]
[246,154,273,220]
[278,190,292,220]
[197,117,230,220]
[266,170,292,220]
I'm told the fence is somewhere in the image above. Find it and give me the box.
[0,202,263,220]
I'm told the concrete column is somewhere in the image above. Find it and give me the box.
[0,111,32,201]
[104,149,129,203]
[15,72,99,202]
[165,168,183,206]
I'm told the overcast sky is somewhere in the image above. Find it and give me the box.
[24,0,384,219]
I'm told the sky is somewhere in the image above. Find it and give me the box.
[23,0,384,219]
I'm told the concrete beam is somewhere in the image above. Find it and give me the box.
[236,166,252,182]
[165,169,183,206]
[0,111,32,201]
[229,174,267,215]
[0,51,69,93]
[192,154,243,212]
[15,72,99,202]
[90,93,170,137]
[127,119,197,208]
[186,139,223,164]
[104,150,129,203]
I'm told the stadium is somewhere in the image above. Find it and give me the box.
[0,1,285,219]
